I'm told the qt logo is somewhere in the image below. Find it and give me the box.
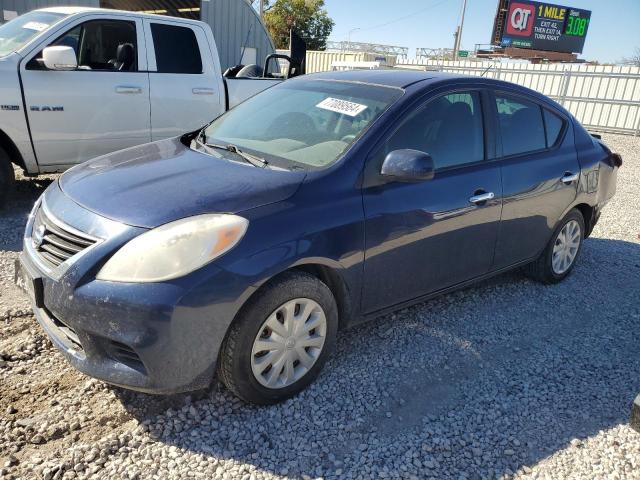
[506,2,535,36]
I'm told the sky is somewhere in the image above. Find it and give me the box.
[323,0,640,63]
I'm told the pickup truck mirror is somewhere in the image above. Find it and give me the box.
[43,46,78,71]
[381,149,435,182]
[262,29,306,79]
[288,29,306,77]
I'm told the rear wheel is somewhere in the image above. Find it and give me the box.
[218,271,338,404]
[0,147,15,209]
[524,209,585,284]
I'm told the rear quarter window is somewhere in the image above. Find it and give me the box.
[543,109,565,147]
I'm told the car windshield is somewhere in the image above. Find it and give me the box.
[0,11,68,58]
[202,80,403,170]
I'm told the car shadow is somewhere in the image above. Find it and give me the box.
[108,236,640,479]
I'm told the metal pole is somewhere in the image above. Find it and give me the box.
[560,70,572,107]
[454,0,468,59]
[453,28,459,60]
[347,28,361,51]
[259,0,264,18]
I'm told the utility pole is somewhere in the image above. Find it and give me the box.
[453,0,468,60]
[453,27,460,60]
[347,28,361,51]
[259,0,264,19]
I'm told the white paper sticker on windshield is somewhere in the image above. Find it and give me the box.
[22,21,49,32]
[316,97,368,117]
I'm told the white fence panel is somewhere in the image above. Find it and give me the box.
[304,51,397,74]
[396,60,640,135]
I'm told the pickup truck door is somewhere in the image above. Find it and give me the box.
[20,15,151,169]
[143,19,225,141]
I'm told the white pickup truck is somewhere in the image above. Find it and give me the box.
[0,7,301,207]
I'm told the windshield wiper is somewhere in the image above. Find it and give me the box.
[195,134,268,168]
[224,144,269,168]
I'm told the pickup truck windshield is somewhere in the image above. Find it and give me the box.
[0,11,68,58]
[203,80,402,170]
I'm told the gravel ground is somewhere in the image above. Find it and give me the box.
[1,133,639,480]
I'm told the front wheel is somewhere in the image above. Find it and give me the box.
[217,271,338,404]
[524,208,585,284]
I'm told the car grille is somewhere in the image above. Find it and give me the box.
[31,206,97,269]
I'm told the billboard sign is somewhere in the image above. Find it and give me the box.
[498,0,591,53]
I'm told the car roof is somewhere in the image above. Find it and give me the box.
[37,7,204,25]
[38,7,100,15]
[302,69,563,109]
[305,70,469,89]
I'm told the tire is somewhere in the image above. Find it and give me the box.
[0,147,15,210]
[235,64,264,78]
[523,208,585,284]
[218,271,338,405]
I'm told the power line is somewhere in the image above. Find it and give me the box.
[352,0,453,33]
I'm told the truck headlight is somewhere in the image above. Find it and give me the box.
[96,214,248,282]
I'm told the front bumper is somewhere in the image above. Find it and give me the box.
[19,183,255,394]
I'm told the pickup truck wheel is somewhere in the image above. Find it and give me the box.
[218,271,338,405]
[523,209,585,284]
[0,148,15,209]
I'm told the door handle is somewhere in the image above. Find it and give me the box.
[192,88,214,95]
[469,191,495,204]
[561,172,579,184]
[115,86,142,94]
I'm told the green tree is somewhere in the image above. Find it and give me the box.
[263,0,334,51]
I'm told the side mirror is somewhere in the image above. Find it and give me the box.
[43,46,77,71]
[381,149,435,182]
[262,30,306,78]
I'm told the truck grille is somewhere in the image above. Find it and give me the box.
[31,206,97,269]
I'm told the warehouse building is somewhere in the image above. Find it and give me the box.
[0,0,275,71]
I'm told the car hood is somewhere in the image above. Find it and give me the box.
[59,138,306,228]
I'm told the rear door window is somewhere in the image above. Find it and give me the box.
[495,94,546,156]
[150,23,202,74]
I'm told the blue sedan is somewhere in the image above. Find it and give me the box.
[18,71,621,404]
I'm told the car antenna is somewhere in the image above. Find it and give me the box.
[480,64,493,77]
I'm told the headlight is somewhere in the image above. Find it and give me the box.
[96,214,248,282]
